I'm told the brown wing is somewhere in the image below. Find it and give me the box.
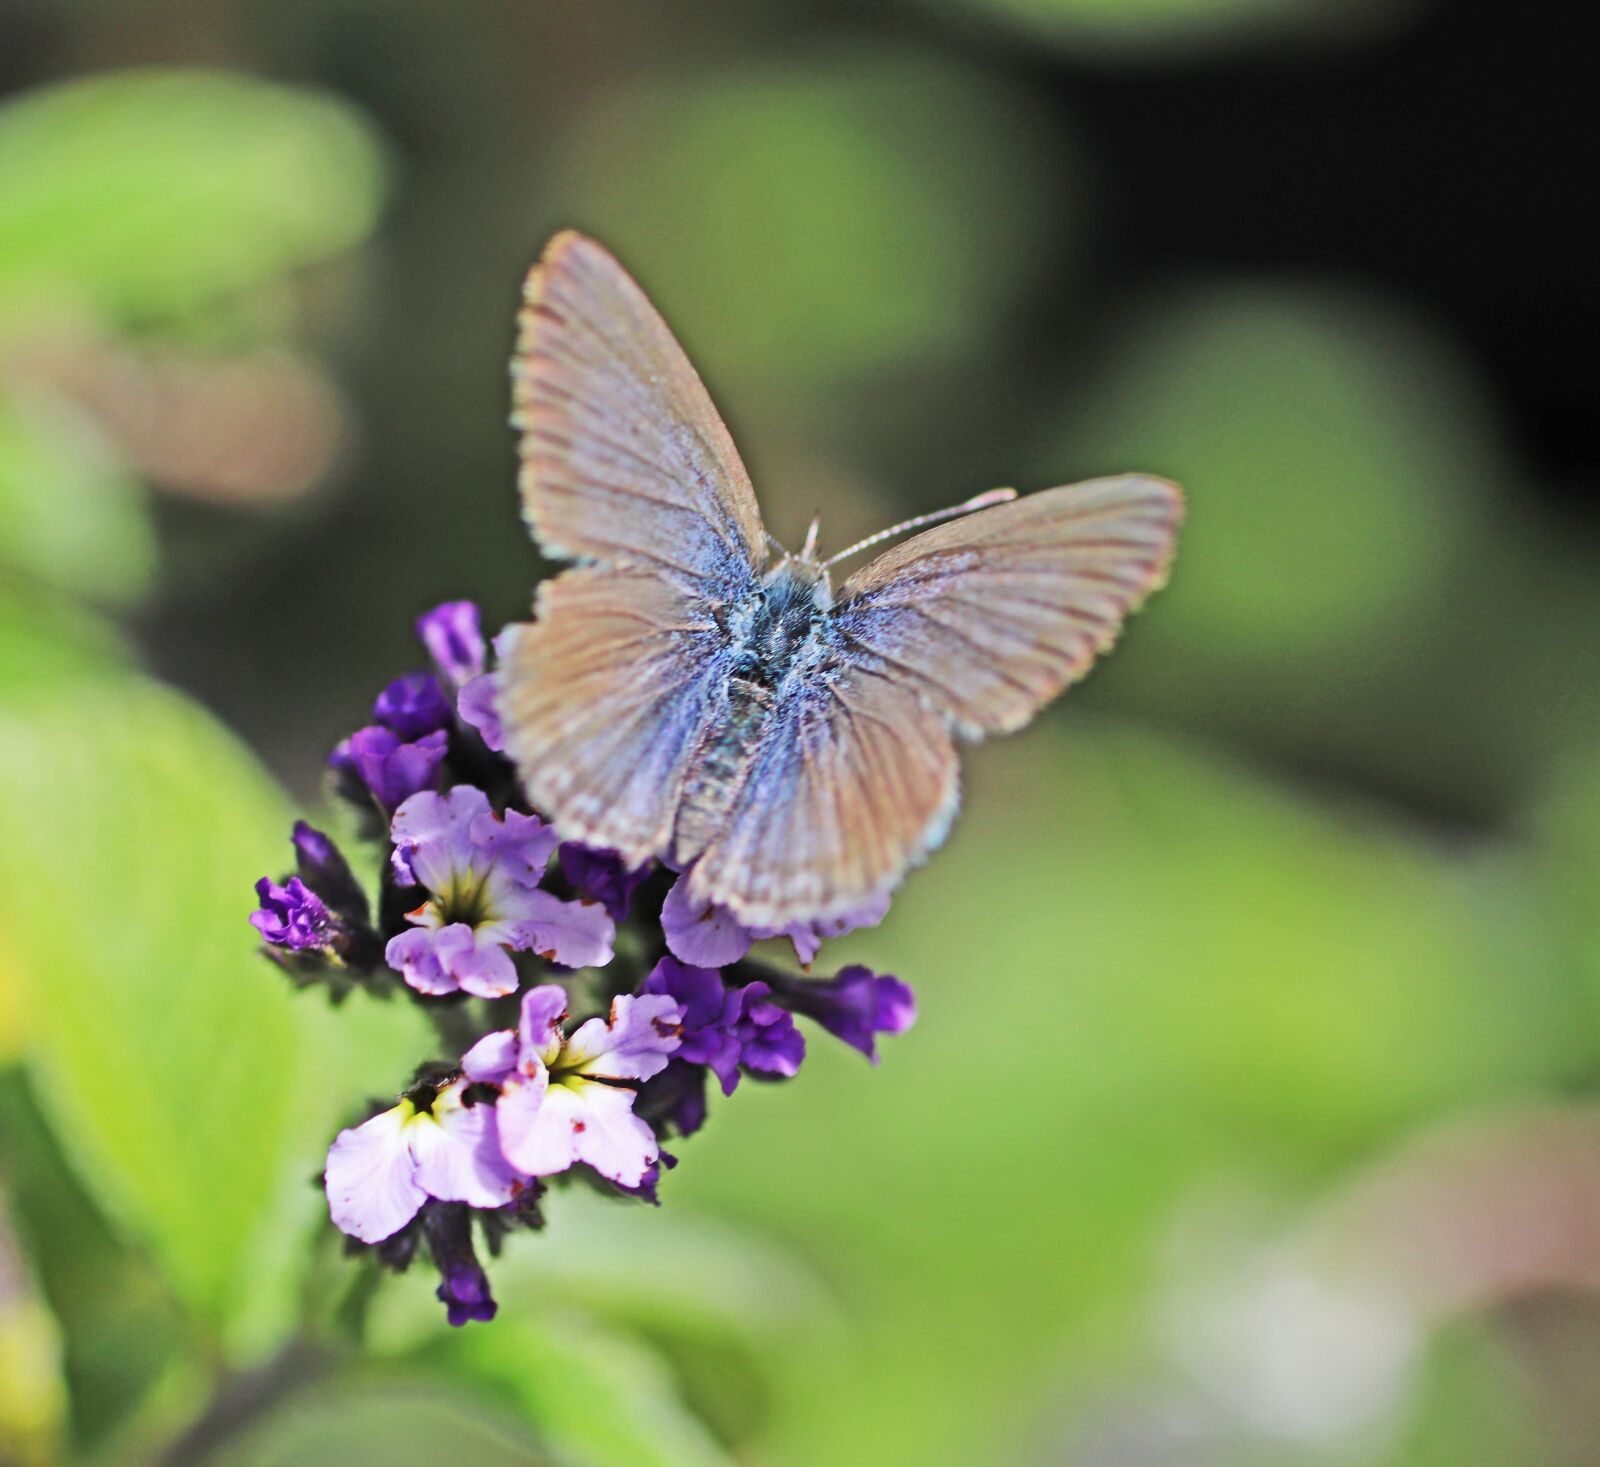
[498,564,721,866]
[836,475,1183,738]
[682,665,959,928]
[511,231,767,583]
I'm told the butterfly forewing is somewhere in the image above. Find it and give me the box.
[513,230,768,582]
[835,476,1183,738]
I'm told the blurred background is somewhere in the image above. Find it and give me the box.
[0,2,1596,1464]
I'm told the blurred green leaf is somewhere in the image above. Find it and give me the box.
[211,1383,544,1467]
[0,69,387,324]
[0,665,300,1336]
[920,0,1424,61]
[557,49,1057,399]
[0,394,156,605]
[1,1184,68,1467]
[1043,280,1502,674]
[439,1308,738,1467]
[658,725,1588,1467]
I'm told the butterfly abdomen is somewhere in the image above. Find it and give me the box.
[672,567,842,865]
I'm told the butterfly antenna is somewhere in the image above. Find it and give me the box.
[799,513,822,562]
[820,488,1018,569]
[765,531,790,557]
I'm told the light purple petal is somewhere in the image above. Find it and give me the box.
[325,1105,427,1244]
[461,1028,519,1084]
[494,1071,564,1175]
[755,891,892,966]
[471,806,558,886]
[500,1078,658,1187]
[564,992,683,1082]
[507,889,615,969]
[517,985,570,1069]
[390,786,490,892]
[660,874,754,966]
[385,926,462,996]
[435,925,520,1000]
[565,1080,662,1188]
[408,1084,522,1210]
[457,672,504,752]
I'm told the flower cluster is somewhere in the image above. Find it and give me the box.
[251,600,915,1324]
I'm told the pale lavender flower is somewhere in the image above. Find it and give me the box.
[661,872,889,966]
[386,787,614,998]
[462,984,681,1189]
[324,1077,524,1244]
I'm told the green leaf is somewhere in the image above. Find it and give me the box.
[0,667,300,1335]
[912,0,1420,62]
[0,394,157,606]
[557,49,1059,399]
[657,724,1589,1467]
[211,1383,545,1467]
[0,69,387,323]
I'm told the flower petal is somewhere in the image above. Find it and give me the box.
[516,985,569,1070]
[461,1027,519,1084]
[564,1078,662,1188]
[325,1104,427,1244]
[564,993,682,1082]
[390,786,491,891]
[507,888,616,969]
[660,873,754,966]
[385,926,462,995]
[408,1084,522,1210]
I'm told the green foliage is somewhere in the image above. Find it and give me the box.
[558,49,1056,400]
[0,69,387,326]
[916,0,1421,60]
[0,396,156,606]
[211,1385,545,1467]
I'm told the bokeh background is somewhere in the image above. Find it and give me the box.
[1,3,1596,1465]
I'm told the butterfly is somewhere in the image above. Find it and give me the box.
[501,232,1182,929]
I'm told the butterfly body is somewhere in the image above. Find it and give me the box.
[503,232,1183,928]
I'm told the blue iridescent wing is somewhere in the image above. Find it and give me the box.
[686,477,1181,924]
[503,234,764,862]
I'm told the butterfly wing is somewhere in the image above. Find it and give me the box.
[502,233,767,862]
[683,663,959,927]
[511,230,767,583]
[835,475,1183,737]
[686,475,1182,924]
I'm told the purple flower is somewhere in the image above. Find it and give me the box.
[660,873,889,967]
[324,1076,524,1244]
[331,725,448,812]
[416,600,486,686]
[456,672,504,752]
[639,957,805,1099]
[291,820,368,924]
[772,965,916,1062]
[251,876,339,952]
[462,984,682,1189]
[372,672,453,741]
[385,787,614,998]
[732,984,806,1078]
[560,844,652,924]
[422,1204,498,1326]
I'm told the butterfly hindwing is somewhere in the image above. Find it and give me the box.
[498,564,721,866]
[685,661,959,926]
[835,476,1183,738]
